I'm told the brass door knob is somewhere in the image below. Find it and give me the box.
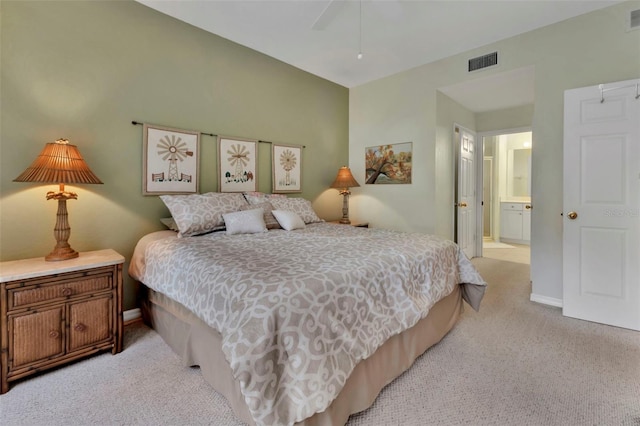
[567,211,578,220]
[525,205,532,210]
[458,202,467,207]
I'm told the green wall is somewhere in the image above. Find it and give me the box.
[0,1,349,309]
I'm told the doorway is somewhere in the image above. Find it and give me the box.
[480,129,532,265]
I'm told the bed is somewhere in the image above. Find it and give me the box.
[129,193,486,426]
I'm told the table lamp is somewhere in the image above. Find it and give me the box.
[13,138,103,261]
[330,166,360,224]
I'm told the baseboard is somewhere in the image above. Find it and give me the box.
[530,293,563,308]
[123,308,142,326]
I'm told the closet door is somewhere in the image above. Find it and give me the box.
[562,79,640,331]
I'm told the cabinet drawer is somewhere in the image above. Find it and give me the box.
[8,272,112,310]
[501,203,524,211]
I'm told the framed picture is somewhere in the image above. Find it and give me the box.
[365,142,413,184]
[143,124,200,195]
[272,143,302,193]
[218,136,258,192]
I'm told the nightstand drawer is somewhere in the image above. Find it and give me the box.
[8,270,113,310]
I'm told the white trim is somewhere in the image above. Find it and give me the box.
[530,293,562,308]
[477,126,532,139]
[123,308,142,323]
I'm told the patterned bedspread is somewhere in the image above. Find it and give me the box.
[140,223,486,426]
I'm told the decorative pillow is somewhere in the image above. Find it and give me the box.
[160,192,248,237]
[269,197,323,224]
[271,210,306,231]
[240,201,280,229]
[223,209,267,235]
[243,191,287,205]
[160,217,179,232]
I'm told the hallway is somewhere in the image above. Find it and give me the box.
[482,241,530,265]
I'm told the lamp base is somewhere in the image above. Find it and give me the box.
[45,194,79,262]
[339,192,352,225]
[45,246,79,262]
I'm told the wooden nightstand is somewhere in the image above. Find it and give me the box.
[0,249,124,394]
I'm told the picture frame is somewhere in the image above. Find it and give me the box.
[143,124,200,195]
[365,142,413,184]
[218,136,258,192]
[272,143,302,193]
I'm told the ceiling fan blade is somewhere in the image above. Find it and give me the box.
[311,0,347,30]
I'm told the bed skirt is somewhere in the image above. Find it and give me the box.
[141,284,463,426]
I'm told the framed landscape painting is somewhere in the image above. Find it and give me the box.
[272,143,302,193]
[365,142,413,184]
[218,136,258,192]
[143,124,200,195]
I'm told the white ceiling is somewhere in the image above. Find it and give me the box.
[136,0,621,111]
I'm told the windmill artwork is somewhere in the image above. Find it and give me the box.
[217,136,258,192]
[143,124,200,195]
[272,143,302,193]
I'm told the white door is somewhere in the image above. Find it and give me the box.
[563,79,640,331]
[483,157,493,238]
[456,125,476,259]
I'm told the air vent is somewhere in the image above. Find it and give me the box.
[630,9,640,30]
[468,52,498,72]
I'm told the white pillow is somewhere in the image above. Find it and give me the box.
[223,208,267,235]
[240,201,280,229]
[269,197,323,224]
[271,210,306,231]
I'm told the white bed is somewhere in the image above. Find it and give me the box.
[129,213,486,426]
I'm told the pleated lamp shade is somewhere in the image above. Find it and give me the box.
[330,166,360,190]
[13,138,102,261]
[330,166,359,225]
[14,139,103,185]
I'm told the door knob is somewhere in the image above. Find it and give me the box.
[458,202,467,207]
[525,205,532,210]
[567,211,578,220]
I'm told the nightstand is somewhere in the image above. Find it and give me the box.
[329,221,369,228]
[0,249,124,394]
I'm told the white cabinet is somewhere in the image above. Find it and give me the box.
[500,202,531,244]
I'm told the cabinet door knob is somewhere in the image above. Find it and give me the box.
[74,323,86,332]
[61,287,72,297]
[49,330,60,339]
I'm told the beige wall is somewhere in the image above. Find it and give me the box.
[0,1,349,309]
[434,91,476,239]
[350,1,640,303]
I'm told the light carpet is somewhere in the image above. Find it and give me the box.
[483,242,515,249]
[1,258,639,425]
